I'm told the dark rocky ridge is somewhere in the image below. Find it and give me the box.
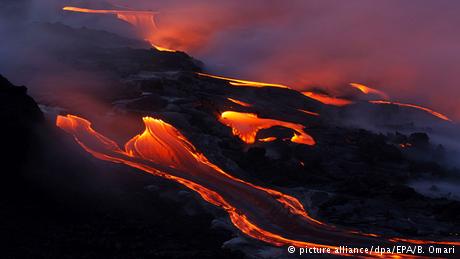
[1,22,459,258]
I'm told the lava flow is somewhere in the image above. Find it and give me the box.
[197,73,290,89]
[227,98,252,107]
[219,111,316,145]
[369,100,452,122]
[63,6,175,52]
[302,91,353,106]
[297,109,320,117]
[349,83,389,99]
[56,114,458,258]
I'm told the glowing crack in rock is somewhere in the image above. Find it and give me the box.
[227,98,252,107]
[297,109,320,117]
[197,73,290,89]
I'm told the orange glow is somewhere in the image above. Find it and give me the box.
[197,73,290,89]
[227,97,252,107]
[63,6,155,15]
[151,45,176,52]
[258,137,277,142]
[399,143,412,148]
[302,91,353,106]
[297,109,320,117]
[63,6,175,52]
[219,111,315,145]
[350,83,389,99]
[369,100,452,122]
[56,114,459,257]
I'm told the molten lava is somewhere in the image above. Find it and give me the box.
[219,111,315,145]
[56,114,459,258]
[349,83,389,99]
[369,100,452,122]
[227,98,252,107]
[197,73,290,89]
[63,6,175,52]
[302,91,353,106]
[399,143,412,148]
[258,137,277,142]
[297,109,320,117]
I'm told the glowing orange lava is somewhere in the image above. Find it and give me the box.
[63,6,175,52]
[302,91,353,106]
[369,100,451,122]
[219,111,315,145]
[399,143,412,148]
[197,73,290,89]
[227,97,252,107]
[297,109,320,117]
[56,115,459,257]
[350,83,389,99]
[258,137,277,142]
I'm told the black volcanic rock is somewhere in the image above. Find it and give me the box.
[32,23,203,75]
[409,132,430,147]
[0,75,43,189]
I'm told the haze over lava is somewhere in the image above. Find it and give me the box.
[74,0,460,121]
[2,0,460,120]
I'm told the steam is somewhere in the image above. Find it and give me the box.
[78,0,460,121]
[1,0,460,122]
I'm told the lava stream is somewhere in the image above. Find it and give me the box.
[302,91,353,106]
[56,115,458,258]
[369,100,451,122]
[63,6,175,52]
[197,73,290,89]
[258,137,277,142]
[297,109,320,117]
[349,83,389,99]
[219,111,316,145]
[227,98,252,107]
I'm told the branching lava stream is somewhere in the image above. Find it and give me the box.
[219,111,316,145]
[56,115,458,258]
